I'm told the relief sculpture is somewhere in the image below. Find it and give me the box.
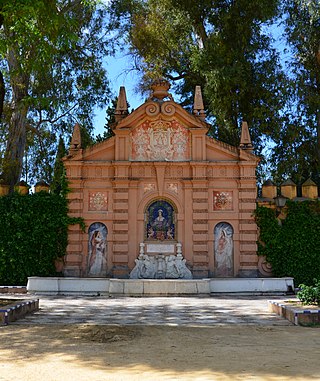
[131,120,190,161]
[129,253,192,279]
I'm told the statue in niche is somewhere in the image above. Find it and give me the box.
[146,200,175,241]
[214,222,233,277]
[87,222,107,276]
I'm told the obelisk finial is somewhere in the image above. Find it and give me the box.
[193,85,206,121]
[239,121,253,151]
[70,123,81,151]
[115,86,128,122]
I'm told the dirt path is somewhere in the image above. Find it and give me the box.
[0,324,319,381]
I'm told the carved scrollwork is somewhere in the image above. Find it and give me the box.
[258,255,273,277]
[145,102,160,117]
[161,102,176,116]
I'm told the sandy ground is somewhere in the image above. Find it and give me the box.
[0,324,319,381]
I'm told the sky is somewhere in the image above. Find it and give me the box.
[93,53,143,135]
[93,0,144,135]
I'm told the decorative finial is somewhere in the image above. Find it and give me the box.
[70,123,81,151]
[150,79,173,101]
[115,86,129,122]
[193,86,206,120]
[239,121,253,151]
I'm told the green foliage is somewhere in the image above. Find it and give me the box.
[0,0,112,187]
[255,204,281,258]
[0,192,84,285]
[108,0,286,153]
[50,136,68,196]
[271,0,320,182]
[108,0,319,182]
[297,280,320,306]
[255,201,320,286]
[95,96,128,142]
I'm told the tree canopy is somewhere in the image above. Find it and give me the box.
[108,0,287,150]
[108,0,320,186]
[0,0,319,188]
[0,0,111,188]
[271,0,320,184]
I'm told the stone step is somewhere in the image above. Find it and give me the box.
[27,277,294,296]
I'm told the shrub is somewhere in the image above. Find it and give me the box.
[297,280,320,305]
[255,201,320,286]
[0,192,83,285]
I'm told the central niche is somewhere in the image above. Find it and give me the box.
[145,200,176,241]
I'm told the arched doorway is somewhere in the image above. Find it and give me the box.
[214,222,234,277]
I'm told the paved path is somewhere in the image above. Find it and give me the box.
[11,295,293,326]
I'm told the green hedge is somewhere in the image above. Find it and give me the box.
[0,192,83,285]
[255,201,320,286]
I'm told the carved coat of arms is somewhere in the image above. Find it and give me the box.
[131,120,189,161]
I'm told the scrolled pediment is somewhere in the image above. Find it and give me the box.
[115,98,209,130]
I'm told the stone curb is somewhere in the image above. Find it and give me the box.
[0,286,27,294]
[0,299,39,325]
[268,300,320,326]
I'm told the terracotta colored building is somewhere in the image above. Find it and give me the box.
[63,80,260,279]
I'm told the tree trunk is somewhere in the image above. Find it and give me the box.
[3,46,29,191]
[0,70,4,119]
[315,48,320,177]
[317,111,320,172]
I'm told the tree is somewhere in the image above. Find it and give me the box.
[95,96,132,143]
[50,136,67,196]
[0,0,111,190]
[108,0,287,152]
[271,0,320,184]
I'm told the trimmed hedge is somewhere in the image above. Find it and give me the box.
[0,192,83,285]
[255,200,320,286]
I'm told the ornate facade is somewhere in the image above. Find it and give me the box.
[63,80,260,279]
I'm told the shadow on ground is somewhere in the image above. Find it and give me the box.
[0,324,319,380]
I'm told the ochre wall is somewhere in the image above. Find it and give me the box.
[64,95,259,279]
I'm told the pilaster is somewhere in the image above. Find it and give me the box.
[237,179,258,277]
[111,179,130,278]
[191,179,209,278]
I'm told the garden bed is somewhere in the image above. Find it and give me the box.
[0,286,27,294]
[269,300,320,326]
[0,298,39,325]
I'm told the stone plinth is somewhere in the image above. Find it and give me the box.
[27,277,294,296]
